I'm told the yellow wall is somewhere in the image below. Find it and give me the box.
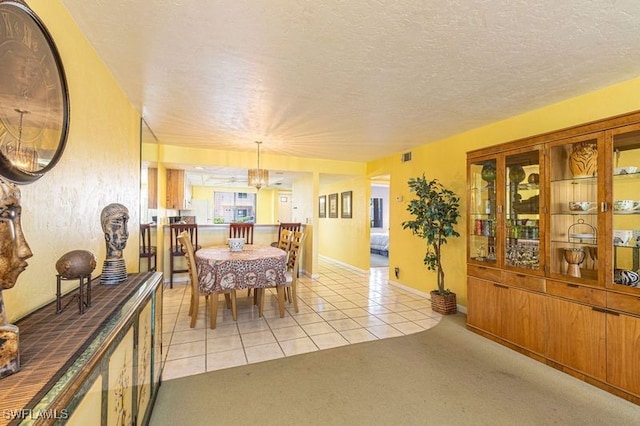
[4,1,140,322]
[318,177,371,271]
[370,77,640,307]
[256,188,276,223]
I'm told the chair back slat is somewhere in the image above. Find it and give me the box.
[170,223,198,254]
[288,231,305,272]
[140,224,153,254]
[229,223,254,244]
[277,229,293,252]
[278,222,301,242]
[140,223,157,271]
[177,232,199,299]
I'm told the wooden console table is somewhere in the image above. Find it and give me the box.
[0,272,163,425]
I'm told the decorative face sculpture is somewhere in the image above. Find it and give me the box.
[100,203,129,259]
[0,178,33,291]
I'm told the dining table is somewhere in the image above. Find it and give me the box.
[195,244,289,317]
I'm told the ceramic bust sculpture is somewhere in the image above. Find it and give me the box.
[0,178,33,379]
[99,203,129,285]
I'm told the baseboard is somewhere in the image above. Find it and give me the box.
[299,269,319,280]
[387,279,430,298]
[319,255,368,273]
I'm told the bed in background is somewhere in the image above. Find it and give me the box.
[370,233,389,257]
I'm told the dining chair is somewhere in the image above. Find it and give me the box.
[178,231,206,327]
[229,222,254,244]
[252,228,293,305]
[285,231,305,311]
[261,230,305,317]
[169,223,199,288]
[139,223,156,272]
[270,222,301,247]
[179,231,237,329]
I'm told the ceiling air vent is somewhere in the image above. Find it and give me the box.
[401,152,412,162]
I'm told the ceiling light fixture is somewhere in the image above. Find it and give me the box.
[248,141,268,190]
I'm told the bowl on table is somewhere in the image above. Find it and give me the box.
[228,238,245,252]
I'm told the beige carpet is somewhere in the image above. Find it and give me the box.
[150,314,640,425]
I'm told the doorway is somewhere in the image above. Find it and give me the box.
[278,191,293,223]
[370,179,390,268]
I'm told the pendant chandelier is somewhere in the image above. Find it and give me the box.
[247,141,268,190]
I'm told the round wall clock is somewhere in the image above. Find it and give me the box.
[0,0,70,184]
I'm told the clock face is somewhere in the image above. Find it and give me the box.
[0,0,69,183]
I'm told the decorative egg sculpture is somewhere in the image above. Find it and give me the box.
[56,250,97,279]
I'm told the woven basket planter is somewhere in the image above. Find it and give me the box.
[430,291,457,315]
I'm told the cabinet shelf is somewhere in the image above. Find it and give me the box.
[552,240,598,247]
[470,256,497,263]
[613,171,640,178]
[470,234,495,237]
[555,211,597,216]
[614,244,640,248]
[508,238,539,243]
[550,175,597,184]
[552,240,597,246]
[515,183,539,191]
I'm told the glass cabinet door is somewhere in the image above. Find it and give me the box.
[468,157,499,265]
[504,149,543,272]
[609,126,640,292]
[548,134,603,285]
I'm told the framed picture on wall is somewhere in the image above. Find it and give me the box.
[319,195,327,218]
[341,191,352,218]
[328,193,338,218]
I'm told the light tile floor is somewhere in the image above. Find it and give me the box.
[161,259,442,380]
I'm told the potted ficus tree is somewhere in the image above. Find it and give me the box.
[402,175,461,314]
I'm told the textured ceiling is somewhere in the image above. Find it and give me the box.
[60,0,640,163]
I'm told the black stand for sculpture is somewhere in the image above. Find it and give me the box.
[56,274,92,314]
[100,258,127,285]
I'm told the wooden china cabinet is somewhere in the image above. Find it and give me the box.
[466,111,640,404]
